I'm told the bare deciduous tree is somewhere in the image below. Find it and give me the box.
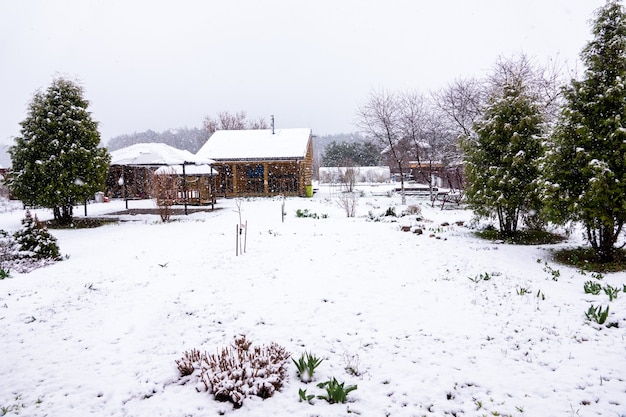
[432,77,485,139]
[489,53,564,125]
[413,108,461,198]
[203,111,268,136]
[356,89,410,204]
[340,166,359,193]
[434,53,563,142]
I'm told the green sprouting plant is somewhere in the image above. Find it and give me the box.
[591,271,604,280]
[542,262,560,281]
[295,209,307,218]
[295,209,326,219]
[296,209,313,218]
[516,287,530,295]
[469,272,491,283]
[584,280,602,295]
[0,267,9,279]
[603,284,621,301]
[317,378,357,404]
[585,305,610,325]
[0,395,26,416]
[293,352,324,383]
[298,388,315,404]
[384,207,396,217]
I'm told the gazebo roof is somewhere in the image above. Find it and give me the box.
[110,143,213,166]
[154,164,216,175]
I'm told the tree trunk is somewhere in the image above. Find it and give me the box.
[586,219,623,262]
[396,161,406,205]
[53,205,74,226]
[497,205,519,236]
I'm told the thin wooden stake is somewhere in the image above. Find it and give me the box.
[281,198,285,223]
[244,220,248,253]
[235,223,239,256]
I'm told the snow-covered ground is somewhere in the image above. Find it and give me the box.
[0,186,625,417]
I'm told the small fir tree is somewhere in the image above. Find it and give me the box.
[13,210,61,260]
[463,79,544,235]
[543,0,626,261]
[9,77,111,226]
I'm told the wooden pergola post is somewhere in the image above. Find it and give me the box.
[232,164,238,195]
[263,162,269,194]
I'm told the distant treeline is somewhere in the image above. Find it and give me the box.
[106,127,210,153]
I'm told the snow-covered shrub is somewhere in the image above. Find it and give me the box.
[0,229,18,257]
[0,230,18,276]
[403,204,421,217]
[176,348,203,376]
[336,192,359,218]
[0,211,62,274]
[13,210,61,261]
[177,336,291,409]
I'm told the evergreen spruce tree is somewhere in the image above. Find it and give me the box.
[13,210,61,260]
[543,1,626,261]
[463,78,544,235]
[9,77,111,225]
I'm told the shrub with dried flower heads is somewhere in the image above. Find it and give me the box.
[151,167,178,222]
[176,336,291,409]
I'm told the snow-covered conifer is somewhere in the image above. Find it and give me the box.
[8,77,111,225]
[13,210,61,260]
[463,64,545,235]
[543,1,626,261]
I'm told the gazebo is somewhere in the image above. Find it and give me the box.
[108,143,214,213]
[154,164,217,207]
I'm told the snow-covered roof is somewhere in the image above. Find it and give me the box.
[110,143,214,166]
[196,128,312,161]
[154,164,216,176]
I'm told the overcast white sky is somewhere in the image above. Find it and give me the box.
[0,0,607,146]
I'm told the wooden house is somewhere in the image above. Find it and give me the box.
[196,128,314,197]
